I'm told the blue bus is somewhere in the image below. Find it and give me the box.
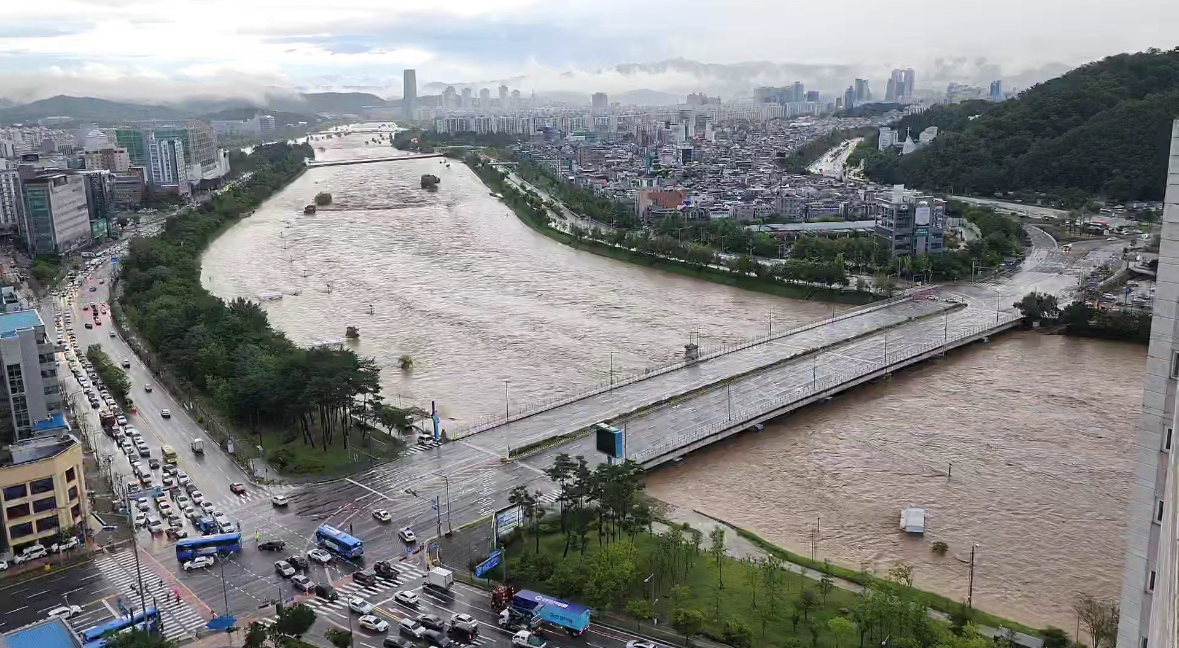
[82,607,160,648]
[175,532,242,561]
[315,524,363,558]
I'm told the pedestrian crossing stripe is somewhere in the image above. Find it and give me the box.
[89,550,207,640]
[536,490,559,504]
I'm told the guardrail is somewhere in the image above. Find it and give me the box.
[447,293,933,440]
[630,313,1022,464]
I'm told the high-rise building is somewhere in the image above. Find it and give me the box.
[885,78,897,102]
[113,121,220,183]
[82,148,130,173]
[499,85,509,110]
[443,86,458,109]
[843,86,856,110]
[402,69,417,120]
[19,172,91,255]
[147,135,186,189]
[591,92,609,111]
[854,79,869,103]
[989,80,1003,101]
[805,90,820,103]
[791,82,805,103]
[259,115,276,133]
[461,88,473,109]
[510,89,521,107]
[0,159,23,233]
[478,88,491,109]
[0,430,86,556]
[1118,118,1179,648]
[0,310,62,444]
[903,68,916,98]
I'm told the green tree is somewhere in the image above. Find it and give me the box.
[819,561,835,604]
[722,618,754,648]
[324,628,352,648]
[1073,594,1119,648]
[273,603,316,637]
[105,631,177,648]
[887,561,915,589]
[625,598,653,630]
[244,622,269,648]
[671,608,706,646]
[795,589,819,620]
[708,526,726,588]
[1042,627,1071,648]
[828,616,856,648]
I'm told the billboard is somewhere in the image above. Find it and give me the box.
[595,423,624,458]
[915,206,931,226]
[495,505,523,538]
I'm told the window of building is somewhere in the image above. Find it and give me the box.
[71,504,81,520]
[3,483,27,500]
[1148,569,1156,593]
[32,496,56,514]
[65,467,76,483]
[1171,351,1179,379]
[8,521,33,538]
[67,486,77,501]
[6,502,29,519]
[12,395,29,430]
[30,477,53,495]
[1164,427,1173,453]
[1156,499,1165,524]
[35,515,59,533]
[5,362,23,394]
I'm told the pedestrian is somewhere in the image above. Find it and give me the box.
[158,578,164,588]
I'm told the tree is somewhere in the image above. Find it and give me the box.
[624,598,653,630]
[324,628,352,648]
[828,617,856,648]
[1015,291,1061,323]
[105,631,177,648]
[1042,627,1071,648]
[795,589,819,620]
[810,622,822,648]
[887,561,914,589]
[671,608,706,646]
[244,622,269,648]
[818,561,834,603]
[273,603,316,637]
[722,618,754,648]
[1073,594,1119,648]
[708,526,726,589]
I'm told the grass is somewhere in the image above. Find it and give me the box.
[731,525,1040,637]
[501,526,868,648]
[256,425,405,478]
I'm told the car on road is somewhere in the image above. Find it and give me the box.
[398,527,416,543]
[286,554,309,570]
[291,574,315,592]
[133,512,147,527]
[230,483,246,494]
[416,432,435,445]
[258,540,286,551]
[373,561,399,579]
[353,570,378,586]
[372,509,392,523]
[148,458,160,469]
[314,584,339,601]
[308,548,332,564]
[271,494,289,507]
[398,618,426,638]
[163,463,178,475]
[348,596,374,614]
[162,476,176,488]
[422,629,452,648]
[110,331,116,338]
[46,605,82,620]
[359,615,389,633]
[183,556,215,571]
[160,409,171,418]
[166,527,189,540]
[449,613,478,630]
[511,631,545,648]
[416,614,444,632]
[147,517,165,534]
[144,384,153,392]
[116,415,127,426]
[274,561,295,577]
[136,498,150,512]
[199,501,215,514]
[84,322,93,329]
[393,591,419,607]
[121,359,131,368]
[625,642,659,648]
[383,637,415,648]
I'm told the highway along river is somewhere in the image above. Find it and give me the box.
[204,130,1141,631]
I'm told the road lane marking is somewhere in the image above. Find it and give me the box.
[345,478,395,502]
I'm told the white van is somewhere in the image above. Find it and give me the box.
[14,544,48,564]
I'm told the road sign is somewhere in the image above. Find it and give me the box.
[431,497,438,511]
[475,550,502,577]
[495,505,523,538]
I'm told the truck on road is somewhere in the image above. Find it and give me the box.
[425,567,453,592]
[492,586,589,636]
[100,412,116,435]
[191,438,204,454]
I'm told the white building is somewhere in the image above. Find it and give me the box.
[0,310,62,442]
[20,172,91,254]
[878,127,897,150]
[148,135,187,189]
[0,159,22,232]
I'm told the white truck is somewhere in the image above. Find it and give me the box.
[425,567,453,592]
[191,438,204,454]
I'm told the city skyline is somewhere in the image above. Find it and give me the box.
[0,0,1175,104]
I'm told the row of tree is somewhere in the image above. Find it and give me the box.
[1015,291,1150,344]
[86,344,131,404]
[515,159,642,229]
[118,143,392,452]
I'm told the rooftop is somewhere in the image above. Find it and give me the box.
[0,309,43,337]
[749,220,877,233]
[0,619,82,648]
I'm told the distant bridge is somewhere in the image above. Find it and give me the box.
[305,153,444,168]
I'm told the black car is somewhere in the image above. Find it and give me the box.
[315,584,339,601]
[422,630,452,648]
[258,540,286,551]
[417,614,445,632]
[373,561,399,579]
[447,623,478,644]
[148,458,161,469]
[383,638,415,648]
[353,570,378,586]
[286,555,309,570]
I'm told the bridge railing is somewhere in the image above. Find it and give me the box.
[629,313,1022,464]
[446,293,929,440]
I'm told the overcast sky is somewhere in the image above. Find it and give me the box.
[0,0,1175,103]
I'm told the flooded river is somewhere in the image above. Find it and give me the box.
[647,331,1142,631]
[204,129,1142,630]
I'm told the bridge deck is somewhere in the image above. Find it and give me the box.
[462,297,955,455]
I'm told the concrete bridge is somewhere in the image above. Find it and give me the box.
[452,291,1023,466]
[305,153,443,168]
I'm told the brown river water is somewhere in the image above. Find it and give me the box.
[205,130,1142,630]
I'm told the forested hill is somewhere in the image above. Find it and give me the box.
[864,48,1179,202]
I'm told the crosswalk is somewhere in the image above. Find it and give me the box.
[536,490,560,506]
[87,549,208,641]
[404,441,443,455]
[204,484,300,516]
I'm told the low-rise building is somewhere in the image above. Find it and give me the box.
[870,185,945,258]
[0,429,85,556]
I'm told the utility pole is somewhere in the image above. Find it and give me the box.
[444,474,452,534]
[503,380,509,420]
[967,543,979,608]
[812,353,817,389]
[726,383,732,422]
[609,351,615,390]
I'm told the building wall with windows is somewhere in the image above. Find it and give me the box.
[20,173,91,255]
[0,310,60,444]
[0,438,85,554]
[0,159,23,232]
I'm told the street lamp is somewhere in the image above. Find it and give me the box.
[609,351,615,390]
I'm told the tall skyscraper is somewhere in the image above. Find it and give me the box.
[402,69,417,119]
[854,79,869,104]
[498,85,509,110]
[885,78,897,102]
[805,90,820,103]
[478,88,491,109]
[890,69,905,100]
[591,92,609,111]
[461,88,472,108]
[989,80,1003,101]
[1117,118,1179,648]
[791,82,805,103]
[443,86,458,109]
[843,86,856,110]
[903,69,915,98]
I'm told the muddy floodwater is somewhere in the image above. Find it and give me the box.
[647,331,1142,631]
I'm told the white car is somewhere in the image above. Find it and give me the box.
[348,596,374,614]
[133,512,147,527]
[513,631,547,648]
[271,494,289,507]
[51,537,80,553]
[626,642,659,648]
[308,548,332,564]
[183,556,215,571]
[451,613,478,627]
[190,490,204,503]
[46,605,82,620]
[147,518,165,534]
[13,545,48,564]
[399,618,426,638]
[358,615,388,632]
[160,409,171,418]
[372,509,391,523]
[398,527,416,543]
[393,591,419,607]
[136,499,151,512]
[199,501,215,513]
[274,561,296,578]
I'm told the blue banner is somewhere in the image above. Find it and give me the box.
[475,550,502,578]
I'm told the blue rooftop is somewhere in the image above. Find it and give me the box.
[33,413,68,432]
[1,619,81,648]
[0,310,43,337]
